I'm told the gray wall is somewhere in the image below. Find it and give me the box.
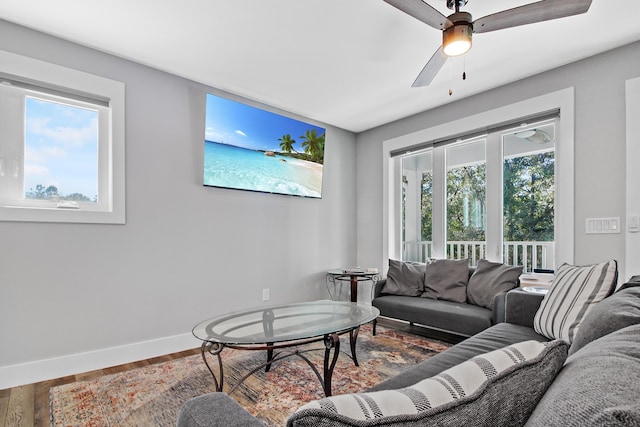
[356,41,640,280]
[0,20,357,383]
[2,17,639,386]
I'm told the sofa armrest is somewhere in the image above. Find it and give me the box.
[177,393,265,427]
[491,290,508,325]
[504,288,545,328]
[373,278,387,299]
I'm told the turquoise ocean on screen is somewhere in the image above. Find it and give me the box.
[203,141,323,198]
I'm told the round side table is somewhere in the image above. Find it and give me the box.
[326,269,380,302]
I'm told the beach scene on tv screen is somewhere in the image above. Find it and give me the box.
[203,93,325,198]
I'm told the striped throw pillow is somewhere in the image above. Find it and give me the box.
[287,340,568,427]
[534,260,618,342]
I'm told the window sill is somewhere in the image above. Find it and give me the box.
[0,204,125,224]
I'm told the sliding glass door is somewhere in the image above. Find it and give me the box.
[502,123,555,271]
[401,150,433,262]
[445,139,486,265]
[399,119,556,272]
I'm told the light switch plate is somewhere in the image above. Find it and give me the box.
[586,217,621,234]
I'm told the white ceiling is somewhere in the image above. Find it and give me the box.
[1,0,639,133]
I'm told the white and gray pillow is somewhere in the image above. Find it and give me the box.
[381,259,426,296]
[422,258,469,303]
[287,340,568,427]
[467,259,522,309]
[534,260,618,343]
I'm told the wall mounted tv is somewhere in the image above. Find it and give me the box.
[203,93,326,198]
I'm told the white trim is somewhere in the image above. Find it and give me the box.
[0,333,199,389]
[382,88,575,267]
[0,50,125,224]
[485,132,502,261]
[626,77,640,282]
[388,156,402,261]
[432,148,445,257]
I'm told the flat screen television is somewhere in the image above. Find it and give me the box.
[203,93,326,198]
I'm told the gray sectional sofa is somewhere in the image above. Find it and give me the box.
[372,259,521,337]
[177,274,640,427]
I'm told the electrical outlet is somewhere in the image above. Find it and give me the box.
[262,288,270,301]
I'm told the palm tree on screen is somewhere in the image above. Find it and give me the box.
[300,129,325,163]
[278,134,298,153]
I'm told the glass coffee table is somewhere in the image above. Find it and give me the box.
[192,300,379,396]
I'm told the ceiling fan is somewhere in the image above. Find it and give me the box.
[384,0,593,87]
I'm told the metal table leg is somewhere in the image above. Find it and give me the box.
[323,333,340,396]
[201,341,225,392]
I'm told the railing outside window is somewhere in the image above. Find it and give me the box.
[403,240,554,272]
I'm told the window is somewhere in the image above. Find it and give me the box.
[397,119,556,272]
[0,50,125,224]
[401,151,433,261]
[445,138,486,264]
[385,89,574,273]
[502,123,555,270]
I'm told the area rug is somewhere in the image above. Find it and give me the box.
[50,325,450,426]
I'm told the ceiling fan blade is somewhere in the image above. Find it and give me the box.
[384,0,452,30]
[473,0,592,34]
[412,46,448,87]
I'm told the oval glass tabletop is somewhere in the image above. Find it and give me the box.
[192,300,379,345]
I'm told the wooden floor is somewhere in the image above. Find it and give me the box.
[0,318,461,427]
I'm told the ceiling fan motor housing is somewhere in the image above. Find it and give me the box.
[446,0,469,10]
[443,12,473,56]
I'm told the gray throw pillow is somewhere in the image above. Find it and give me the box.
[467,259,522,309]
[526,324,640,427]
[568,286,640,355]
[422,258,469,303]
[288,340,568,427]
[381,259,426,296]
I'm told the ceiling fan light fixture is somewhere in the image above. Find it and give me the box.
[443,22,472,57]
[515,130,536,139]
[514,129,553,144]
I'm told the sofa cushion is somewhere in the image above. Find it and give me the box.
[568,286,640,355]
[467,259,522,309]
[382,259,426,296]
[288,340,567,427]
[533,260,618,342]
[369,322,549,391]
[525,324,640,427]
[422,258,469,303]
[372,295,493,337]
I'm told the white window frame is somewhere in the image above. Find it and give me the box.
[626,77,640,281]
[382,88,574,269]
[0,50,125,224]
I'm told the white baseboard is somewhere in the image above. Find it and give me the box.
[0,333,200,389]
